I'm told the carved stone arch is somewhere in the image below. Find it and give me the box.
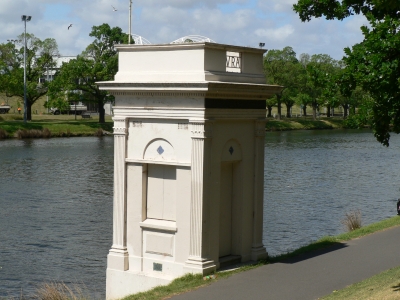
[221,139,242,162]
[143,138,176,162]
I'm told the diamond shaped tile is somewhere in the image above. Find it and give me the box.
[157,146,164,155]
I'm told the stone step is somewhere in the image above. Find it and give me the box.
[219,255,242,269]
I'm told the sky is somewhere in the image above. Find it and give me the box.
[0,0,368,60]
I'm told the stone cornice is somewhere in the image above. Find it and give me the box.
[110,91,207,98]
[98,81,283,100]
[115,42,267,55]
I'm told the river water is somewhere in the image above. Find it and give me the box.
[0,130,399,298]
[0,137,114,299]
[263,129,400,256]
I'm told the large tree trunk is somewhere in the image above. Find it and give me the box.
[277,94,282,120]
[27,101,32,121]
[267,105,273,118]
[343,104,349,119]
[302,105,307,117]
[98,98,105,123]
[326,104,331,118]
[286,104,292,118]
[312,102,317,120]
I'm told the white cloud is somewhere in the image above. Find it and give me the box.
[255,24,295,41]
[0,0,367,60]
[258,0,297,13]
[345,14,369,32]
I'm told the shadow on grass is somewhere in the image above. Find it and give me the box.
[392,283,400,292]
[266,119,339,131]
[35,120,114,132]
[0,122,44,134]
[266,120,296,131]
[324,118,346,127]
[270,239,347,264]
[295,119,334,129]
[0,120,113,137]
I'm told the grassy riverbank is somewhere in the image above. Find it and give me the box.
[0,114,352,139]
[0,114,350,139]
[123,216,400,300]
[322,266,400,299]
[266,117,347,131]
[0,114,113,138]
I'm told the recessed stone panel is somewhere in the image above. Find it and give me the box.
[144,231,174,257]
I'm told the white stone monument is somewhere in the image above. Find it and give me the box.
[97,42,282,300]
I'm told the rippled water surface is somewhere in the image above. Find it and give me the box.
[263,129,400,256]
[0,137,114,298]
[1,130,400,297]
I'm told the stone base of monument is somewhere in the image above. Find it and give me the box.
[106,269,172,300]
[219,255,242,269]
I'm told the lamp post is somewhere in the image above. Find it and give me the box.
[22,15,31,123]
[7,39,19,45]
[128,0,132,44]
[46,54,60,113]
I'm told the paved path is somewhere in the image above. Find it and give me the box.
[172,226,400,300]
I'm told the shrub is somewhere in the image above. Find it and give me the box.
[42,128,51,138]
[33,282,88,300]
[15,129,52,139]
[341,210,362,232]
[0,128,8,139]
[94,128,104,137]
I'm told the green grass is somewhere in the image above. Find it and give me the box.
[0,114,113,138]
[266,117,346,131]
[321,266,400,300]
[123,263,264,300]
[123,216,400,300]
[271,216,400,262]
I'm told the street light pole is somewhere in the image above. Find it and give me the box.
[128,0,132,44]
[21,15,31,123]
[46,64,49,113]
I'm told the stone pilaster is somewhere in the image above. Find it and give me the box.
[108,117,129,271]
[184,120,216,274]
[251,118,268,261]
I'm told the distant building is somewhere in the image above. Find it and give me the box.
[39,56,76,83]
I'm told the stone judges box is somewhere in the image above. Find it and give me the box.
[97,42,282,300]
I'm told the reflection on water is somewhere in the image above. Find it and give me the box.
[263,129,400,256]
[0,137,114,299]
[1,130,400,297]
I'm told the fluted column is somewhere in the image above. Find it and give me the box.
[251,118,268,260]
[108,117,129,271]
[184,120,216,274]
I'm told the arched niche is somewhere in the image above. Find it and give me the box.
[221,139,242,162]
[143,138,176,162]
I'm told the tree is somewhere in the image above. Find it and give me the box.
[0,42,19,104]
[293,0,400,145]
[297,53,338,120]
[264,46,301,119]
[293,0,400,22]
[266,97,276,118]
[49,23,129,123]
[336,68,368,119]
[0,35,59,120]
[342,17,400,145]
